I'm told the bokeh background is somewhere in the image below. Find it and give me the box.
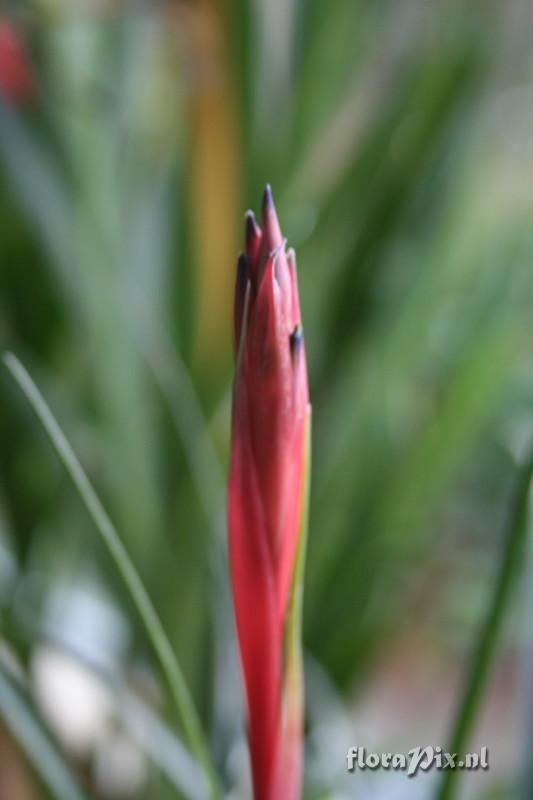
[1,1,533,798]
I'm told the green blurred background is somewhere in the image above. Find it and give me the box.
[1,1,532,798]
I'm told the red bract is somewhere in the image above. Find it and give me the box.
[0,18,34,106]
[228,186,310,800]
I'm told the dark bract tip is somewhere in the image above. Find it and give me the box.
[245,210,259,240]
[289,323,303,359]
[262,183,274,212]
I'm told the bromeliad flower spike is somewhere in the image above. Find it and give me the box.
[228,186,311,800]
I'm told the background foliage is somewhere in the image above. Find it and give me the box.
[1,1,533,798]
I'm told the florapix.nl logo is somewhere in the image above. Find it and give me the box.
[346,746,489,777]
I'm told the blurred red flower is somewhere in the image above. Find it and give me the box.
[0,18,33,105]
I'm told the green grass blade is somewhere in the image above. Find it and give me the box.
[2,352,220,800]
[0,665,88,800]
[435,449,533,800]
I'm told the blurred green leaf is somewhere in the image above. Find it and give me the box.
[0,665,88,800]
[436,450,533,800]
[2,352,219,800]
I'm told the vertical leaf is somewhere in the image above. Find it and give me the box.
[2,352,220,800]
[436,450,533,800]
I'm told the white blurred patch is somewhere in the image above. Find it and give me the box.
[31,646,112,757]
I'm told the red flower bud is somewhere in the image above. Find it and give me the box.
[0,18,34,106]
[228,187,310,800]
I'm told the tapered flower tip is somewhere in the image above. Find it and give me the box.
[263,183,274,209]
[262,184,283,252]
[245,210,260,242]
[245,210,262,269]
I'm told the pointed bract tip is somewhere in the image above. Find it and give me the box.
[290,323,304,360]
[262,184,274,212]
[261,184,283,251]
[245,210,259,237]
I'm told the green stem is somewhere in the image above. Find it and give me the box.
[436,450,533,800]
[3,352,220,800]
